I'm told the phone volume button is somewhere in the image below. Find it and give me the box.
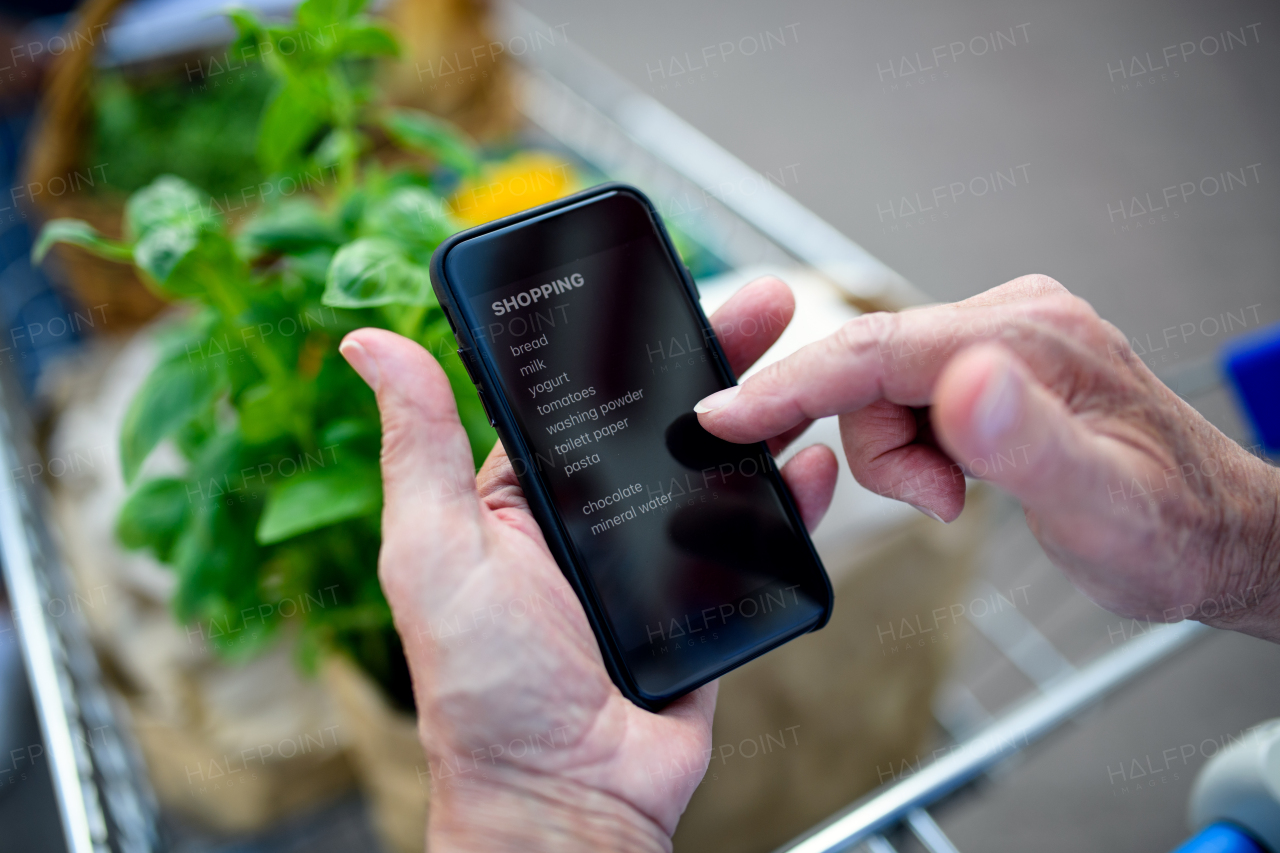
[476,390,496,427]
[456,349,495,426]
[457,348,480,387]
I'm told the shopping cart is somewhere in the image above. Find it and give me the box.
[3,4,1274,852]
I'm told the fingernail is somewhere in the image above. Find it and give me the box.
[340,338,380,391]
[694,385,740,414]
[974,360,1021,442]
[908,503,948,524]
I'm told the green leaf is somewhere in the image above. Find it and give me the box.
[32,219,132,264]
[116,477,192,562]
[122,176,235,296]
[226,7,264,31]
[170,486,268,656]
[120,355,222,483]
[238,382,292,444]
[185,428,247,503]
[280,249,336,300]
[338,186,368,235]
[380,108,481,178]
[297,0,368,31]
[238,200,342,258]
[320,417,378,448]
[361,186,455,262]
[225,7,266,55]
[124,175,214,241]
[134,225,198,285]
[153,308,219,362]
[256,460,381,544]
[136,229,239,297]
[337,22,398,57]
[257,77,328,174]
[313,127,361,170]
[323,237,435,308]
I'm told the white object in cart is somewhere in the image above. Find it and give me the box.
[1188,718,1280,851]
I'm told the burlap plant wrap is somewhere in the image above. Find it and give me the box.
[47,331,354,831]
[673,489,989,853]
[324,653,429,853]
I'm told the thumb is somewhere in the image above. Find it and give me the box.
[931,343,1114,513]
[339,328,481,531]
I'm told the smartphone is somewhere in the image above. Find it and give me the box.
[429,183,833,710]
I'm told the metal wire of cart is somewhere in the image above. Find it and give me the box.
[0,364,160,853]
[772,621,1207,853]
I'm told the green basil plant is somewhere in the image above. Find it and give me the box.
[35,0,497,708]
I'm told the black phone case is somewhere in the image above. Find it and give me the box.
[428,182,833,711]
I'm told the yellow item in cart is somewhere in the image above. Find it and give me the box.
[450,152,579,226]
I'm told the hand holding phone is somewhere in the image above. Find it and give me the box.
[429,184,835,708]
[338,275,836,848]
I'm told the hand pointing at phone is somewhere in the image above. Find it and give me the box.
[695,274,1280,640]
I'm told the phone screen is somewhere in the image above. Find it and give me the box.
[442,189,830,700]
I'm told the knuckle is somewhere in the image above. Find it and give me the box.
[1011,273,1070,298]
[747,357,790,399]
[379,409,419,476]
[1036,291,1103,332]
[1099,319,1133,356]
[1065,293,1101,319]
[836,311,897,356]
[377,544,415,602]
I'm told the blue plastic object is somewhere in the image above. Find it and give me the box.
[1222,321,1280,453]
[1173,823,1269,853]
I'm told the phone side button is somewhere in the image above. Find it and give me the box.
[457,348,481,386]
[476,389,496,426]
[456,349,495,425]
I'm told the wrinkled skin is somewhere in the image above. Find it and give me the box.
[694,274,1280,634]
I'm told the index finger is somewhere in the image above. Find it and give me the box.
[693,279,1062,444]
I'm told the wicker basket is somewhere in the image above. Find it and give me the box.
[22,0,516,330]
[22,0,164,329]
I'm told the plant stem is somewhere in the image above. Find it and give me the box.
[203,270,316,451]
[327,67,358,197]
